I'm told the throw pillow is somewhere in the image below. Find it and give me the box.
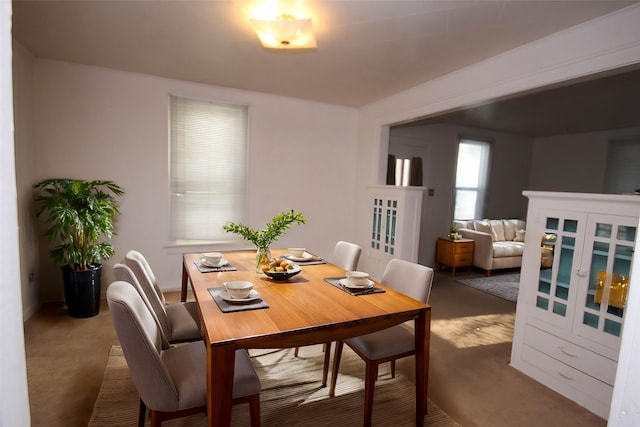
[474,221,492,238]
[515,229,526,242]
[490,219,506,241]
[503,219,519,241]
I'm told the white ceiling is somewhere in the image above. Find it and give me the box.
[13,0,640,136]
[12,0,638,109]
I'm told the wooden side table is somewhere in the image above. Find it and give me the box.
[436,237,474,276]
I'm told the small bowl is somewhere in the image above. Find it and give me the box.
[288,248,306,258]
[203,252,223,265]
[224,281,253,299]
[346,271,370,285]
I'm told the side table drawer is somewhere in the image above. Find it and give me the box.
[454,242,474,254]
[453,254,472,266]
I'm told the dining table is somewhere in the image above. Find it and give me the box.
[181,249,432,427]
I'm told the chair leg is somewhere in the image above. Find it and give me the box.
[390,360,396,378]
[329,340,344,397]
[294,346,300,357]
[363,361,379,427]
[149,410,162,427]
[249,394,261,427]
[321,341,332,387]
[138,399,147,427]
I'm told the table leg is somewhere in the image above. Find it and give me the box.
[207,343,235,427]
[414,309,431,427]
[181,259,189,302]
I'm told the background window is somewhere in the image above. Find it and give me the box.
[169,95,248,243]
[454,139,490,220]
[604,138,640,194]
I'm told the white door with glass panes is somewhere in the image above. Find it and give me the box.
[573,214,636,357]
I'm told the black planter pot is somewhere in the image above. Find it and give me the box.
[61,264,102,318]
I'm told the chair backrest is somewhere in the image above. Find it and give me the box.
[106,281,180,411]
[125,250,167,305]
[381,259,434,303]
[331,241,362,271]
[113,263,171,349]
[125,251,169,322]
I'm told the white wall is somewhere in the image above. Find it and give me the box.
[1,0,31,423]
[24,59,358,302]
[389,124,531,266]
[12,42,39,319]
[530,126,640,193]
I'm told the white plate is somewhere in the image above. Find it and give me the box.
[339,278,374,289]
[285,252,320,262]
[201,257,228,267]
[220,289,260,303]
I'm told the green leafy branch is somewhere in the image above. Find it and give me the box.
[223,210,306,249]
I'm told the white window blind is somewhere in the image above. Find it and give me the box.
[454,139,491,220]
[169,95,248,243]
[604,138,640,194]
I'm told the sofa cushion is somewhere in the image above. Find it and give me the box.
[454,220,474,230]
[503,219,518,241]
[515,229,526,242]
[493,241,525,257]
[474,220,492,236]
[489,220,506,241]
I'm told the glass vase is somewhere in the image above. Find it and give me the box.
[256,246,272,273]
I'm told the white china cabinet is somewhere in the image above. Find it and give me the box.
[511,191,640,419]
[364,185,424,279]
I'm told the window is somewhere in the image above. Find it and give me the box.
[454,139,490,220]
[604,138,640,194]
[169,95,248,243]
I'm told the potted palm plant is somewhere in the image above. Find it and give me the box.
[33,178,124,318]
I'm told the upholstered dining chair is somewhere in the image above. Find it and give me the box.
[124,250,202,343]
[113,263,173,348]
[107,281,261,427]
[293,240,362,386]
[330,240,362,272]
[328,258,434,426]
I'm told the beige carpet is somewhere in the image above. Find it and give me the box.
[89,345,461,427]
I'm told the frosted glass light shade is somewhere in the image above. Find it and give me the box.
[250,16,317,49]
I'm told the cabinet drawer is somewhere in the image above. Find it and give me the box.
[524,324,617,385]
[521,344,613,417]
[453,254,472,266]
[454,242,474,254]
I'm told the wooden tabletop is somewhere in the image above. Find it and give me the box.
[183,249,430,349]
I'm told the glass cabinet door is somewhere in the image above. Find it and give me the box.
[576,215,636,350]
[534,214,584,327]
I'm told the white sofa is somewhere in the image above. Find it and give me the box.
[454,219,526,276]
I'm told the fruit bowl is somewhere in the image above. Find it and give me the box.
[262,258,301,281]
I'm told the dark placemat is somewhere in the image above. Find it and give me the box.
[290,259,326,266]
[195,261,238,273]
[283,255,326,266]
[208,287,269,313]
[324,277,386,296]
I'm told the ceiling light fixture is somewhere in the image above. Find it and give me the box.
[250,13,317,50]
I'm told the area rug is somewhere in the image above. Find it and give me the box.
[457,272,520,303]
[89,345,461,427]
